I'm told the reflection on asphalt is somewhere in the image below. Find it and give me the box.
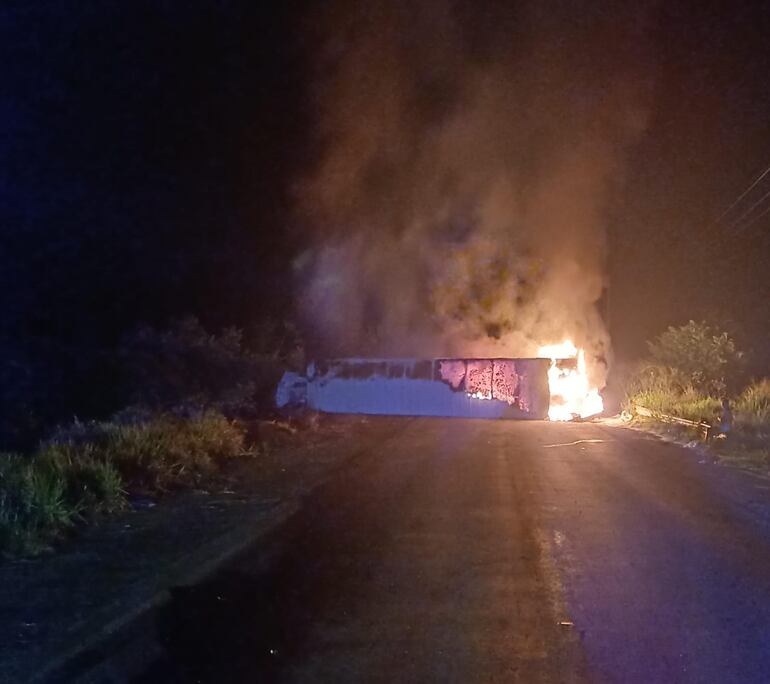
[135,419,770,683]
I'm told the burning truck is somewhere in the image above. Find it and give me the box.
[276,341,603,421]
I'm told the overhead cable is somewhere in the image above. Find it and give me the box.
[715,161,770,224]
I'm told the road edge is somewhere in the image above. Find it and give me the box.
[30,499,299,684]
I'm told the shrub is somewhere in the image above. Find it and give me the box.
[623,363,721,423]
[0,454,74,555]
[735,379,770,430]
[248,318,305,370]
[45,410,249,492]
[647,320,743,395]
[0,410,250,556]
[101,414,234,490]
[118,316,290,416]
[0,441,131,556]
[37,442,126,515]
[0,401,255,557]
[623,363,678,399]
[119,317,260,413]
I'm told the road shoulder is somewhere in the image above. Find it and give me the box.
[0,415,401,683]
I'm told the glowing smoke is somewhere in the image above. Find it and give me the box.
[295,0,652,389]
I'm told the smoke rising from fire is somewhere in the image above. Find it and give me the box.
[295,0,652,387]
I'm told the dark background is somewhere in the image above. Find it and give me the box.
[1,0,768,430]
[1,1,308,342]
[612,1,770,367]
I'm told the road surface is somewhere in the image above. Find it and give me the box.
[136,418,770,683]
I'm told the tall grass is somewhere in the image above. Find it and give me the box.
[626,366,770,473]
[1,410,249,556]
[632,389,721,423]
[37,443,126,514]
[735,379,770,431]
[0,453,74,555]
[99,412,247,490]
[47,411,248,491]
[624,364,721,423]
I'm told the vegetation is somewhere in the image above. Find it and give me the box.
[647,320,743,395]
[45,410,249,492]
[119,317,263,414]
[625,322,768,470]
[0,315,302,452]
[0,313,303,557]
[0,410,250,556]
[711,379,770,471]
[624,364,722,424]
[735,379,770,431]
[0,453,74,556]
[117,316,304,416]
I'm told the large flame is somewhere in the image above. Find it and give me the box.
[538,340,604,421]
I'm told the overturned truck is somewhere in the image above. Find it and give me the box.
[276,357,551,420]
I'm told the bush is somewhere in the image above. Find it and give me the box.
[119,317,261,413]
[0,440,131,556]
[624,364,721,423]
[248,318,305,370]
[0,315,300,450]
[102,412,247,491]
[0,453,74,555]
[735,379,770,430]
[37,443,126,515]
[647,320,743,395]
[118,316,289,416]
[45,410,249,492]
[0,410,250,556]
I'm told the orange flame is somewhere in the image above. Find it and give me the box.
[538,340,603,421]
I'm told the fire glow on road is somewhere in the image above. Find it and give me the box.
[538,341,604,421]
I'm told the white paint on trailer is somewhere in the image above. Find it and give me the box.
[276,358,550,419]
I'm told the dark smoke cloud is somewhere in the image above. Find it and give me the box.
[295,0,653,387]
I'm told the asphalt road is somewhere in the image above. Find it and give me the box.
[135,418,770,683]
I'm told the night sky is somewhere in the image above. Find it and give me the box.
[612,1,770,368]
[1,1,768,373]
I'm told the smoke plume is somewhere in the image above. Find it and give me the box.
[295,0,652,387]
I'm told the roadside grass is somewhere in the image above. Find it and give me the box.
[630,388,721,424]
[721,379,770,472]
[0,411,252,557]
[626,374,770,474]
[70,411,249,491]
[623,365,721,423]
[0,453,74,555]
[735,379,770,431]
[710,438,770,472]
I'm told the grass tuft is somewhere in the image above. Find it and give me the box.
[1,410,250,556]
[735,379,770,431]
[623,365,721,424]
[625,367,770,473]
[0,453,74,555]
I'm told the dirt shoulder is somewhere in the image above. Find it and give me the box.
[0,415,404,683]
[611,415,769,477]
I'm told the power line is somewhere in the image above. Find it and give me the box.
[733,199,770,234]
[715,161,770,224]
[724,184,770,232]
